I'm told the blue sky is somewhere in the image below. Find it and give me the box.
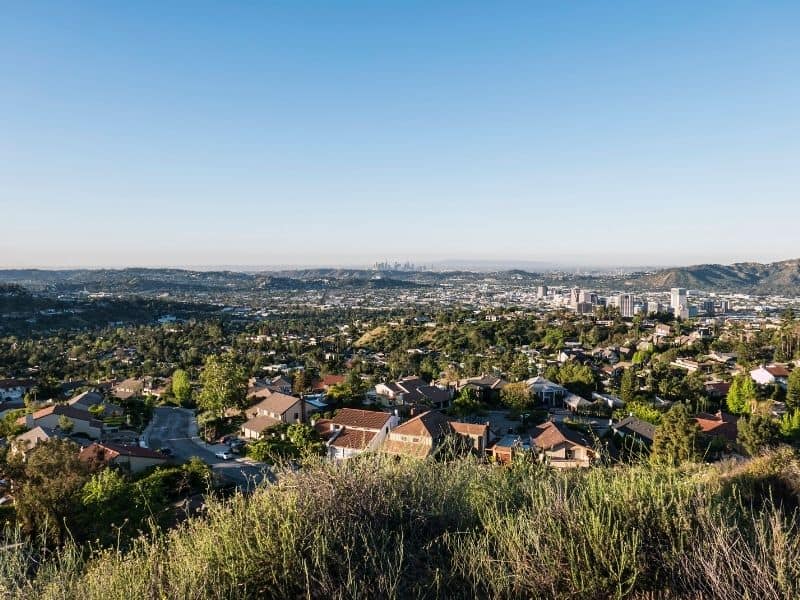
[2,1,799,268]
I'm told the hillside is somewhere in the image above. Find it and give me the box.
[631,258,800,294]
[2,451,799,599]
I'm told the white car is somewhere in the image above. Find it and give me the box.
[215,450,233,460]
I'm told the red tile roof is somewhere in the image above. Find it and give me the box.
[694,411,738,442]
[330,428,377,450]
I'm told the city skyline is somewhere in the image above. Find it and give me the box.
[3,2,800,267]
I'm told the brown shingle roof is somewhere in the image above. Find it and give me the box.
[249,392,300,416]
[331,408,391,431]
[242,415,280,434]
[381,438,432,458]
[532,421,592,451]
[449,422,489,437]
[390,410,451,439]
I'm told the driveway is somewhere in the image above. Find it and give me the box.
[147,406,271,490]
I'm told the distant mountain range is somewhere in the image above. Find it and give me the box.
[628,259,800,294]
[1,258,799,295]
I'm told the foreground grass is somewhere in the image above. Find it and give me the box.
[2,449,800,599]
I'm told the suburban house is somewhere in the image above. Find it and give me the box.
[526,376,569,408]
[592,392,625,409]
[455,375,507,402]
[490,434,531,464]
[654,324,672,338]
[381,410,484,458]
[750,364,791,388]
[0,378,35,402]
[12,426,58,455]
[112,378,145,400]
[381,410,454,458]
[314,408,398,460]
[694,411,739,444]
[449,421,492,452]
[564,393,592,412]
[311,374,346,393]
[241,392,311,439]
[705,381,732,399]
[19,404,104,439]
[375,376,452,409]
[612,416,656,447]
[531,421,596,468]
[247,375,293,397]
[68,390,123,417]
[80,442,168,473]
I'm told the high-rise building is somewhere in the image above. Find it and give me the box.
[571,288,581,306]
[647,301,661,315]
[537,285,548,299]
[619,293,635,318]
[579,290,598,305]
[701,300,715,316]
[671,288,688,319]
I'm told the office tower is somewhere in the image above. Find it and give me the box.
[537,285,548,299]
[671,288,688,319]
[571,288,581,306]
[619,293,635,318]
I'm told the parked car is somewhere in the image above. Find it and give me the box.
[215,450,233,460]
[158,447,173,457]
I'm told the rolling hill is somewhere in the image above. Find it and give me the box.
[631,258,800,294]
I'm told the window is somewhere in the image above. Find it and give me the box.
[293,413,299,421]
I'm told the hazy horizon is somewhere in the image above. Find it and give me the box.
[1,254,799,273]
[3,3,799,267]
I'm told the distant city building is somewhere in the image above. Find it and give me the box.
[571,288,581,307]
[671,288,689,319]
[718,300,730,314]
[701,300,715,316]
[647,301,661,315]
[537,285,548,299]
[579,290,597,305]
[619,293,635,318]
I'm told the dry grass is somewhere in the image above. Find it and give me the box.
[1,450,799,599]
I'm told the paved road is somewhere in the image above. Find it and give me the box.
[147,406,270,490]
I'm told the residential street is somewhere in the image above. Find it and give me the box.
[146,406,271,490]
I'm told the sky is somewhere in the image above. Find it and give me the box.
[2,1,799,269]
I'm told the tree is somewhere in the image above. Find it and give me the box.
[0,409,25,438]
[58,414,74,434]
[172,369,192,404]
[737,414,780,456]
[787,369,800,413]
[501,382,532,413]
[651,403,699,466]
[197,353,247,416]
[614,401,662,425]
[726,375,753,415]
[14,439,89,544]
[619,368,637,405]
[286,423,326,459]
[779,410,800,441]
[452,387,481,417]
[293,370,307,396]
